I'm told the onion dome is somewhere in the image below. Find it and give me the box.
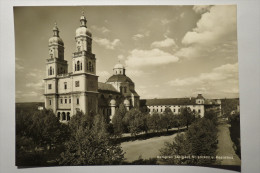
[124,99,130,106]
[49,22,64,45]
[114,63,125,69]
[75,13,92,37]
[110,99,116,106]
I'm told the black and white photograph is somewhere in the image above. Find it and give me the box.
[13,5,242,170]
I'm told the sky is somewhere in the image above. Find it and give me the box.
[14,5,239,102]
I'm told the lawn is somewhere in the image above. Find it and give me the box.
[121,133,181,162]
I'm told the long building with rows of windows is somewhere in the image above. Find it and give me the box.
[140,94,222,117]
[44,14,140,122]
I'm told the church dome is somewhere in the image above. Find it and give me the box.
[114,63,124,69]
[49,23,64,45]
[124,99,130,106]
[107,75,134,84]
[48,36,64,45]
[76,27,92,37]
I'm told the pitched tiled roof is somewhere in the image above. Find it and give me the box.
[140,98,197,106]
[98,82,119,93]
[106,75,134,83]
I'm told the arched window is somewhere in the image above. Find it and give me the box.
[75,64,76,71]
[120,86,122,93]
[77,61,80,71]
[50,67,52,75]
[89,62,92,72]
[57,112,61,120]
[67,112,70,121]
[62,112,66,121]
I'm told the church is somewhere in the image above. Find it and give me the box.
[44,13,221,122]
[44,14,140,122]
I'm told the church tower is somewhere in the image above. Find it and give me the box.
[72,13,95,74]
[44,23,68,112]
[46,23,68,77]
[70,13,98,116]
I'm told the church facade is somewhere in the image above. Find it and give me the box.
[44,14,221,122]
[44,14,139,122]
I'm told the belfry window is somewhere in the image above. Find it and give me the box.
[77,61,80,71]
[48,84,52,89]
[124,87,127,93]
[77,98,79,105]
[50,67,52,75]
[65,98,67,104]
[89,62,92,72]
[75,64,76,71]
[198,109,201,113]
[81,62,82,70]
[60,98,63,104]
[64,82,67,89]
[49,99,52,105]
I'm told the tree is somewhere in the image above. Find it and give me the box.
[160,118,218,165]
[180,107,195,130]
[123,108,148,136]
[161,107,174,132]
[16,109,69,166]
[147,112,162,132]
[160,133,191,164]
[16,109,68,150]
[59,113,125,165]
[112,103,127,136]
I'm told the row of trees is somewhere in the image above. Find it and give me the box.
[16,109,125,166]
[159,109,219,165]
[112,104,198,137]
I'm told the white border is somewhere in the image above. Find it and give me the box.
[1,0,260,173]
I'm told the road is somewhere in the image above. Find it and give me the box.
[216,119,241,165]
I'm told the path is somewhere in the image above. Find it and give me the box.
[121,133,180,162]
[216,119,241,165]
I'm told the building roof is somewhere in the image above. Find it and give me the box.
[140,98,197,106]
[98,82,119,93]
[196,94,205,99]
[106,75,134,83]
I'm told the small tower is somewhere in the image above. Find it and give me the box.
[113,63,125,75]
[196,94,205,104]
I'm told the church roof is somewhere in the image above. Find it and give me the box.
[98,82,119,93]
[106,75,134,83]
[140,98,197,106]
